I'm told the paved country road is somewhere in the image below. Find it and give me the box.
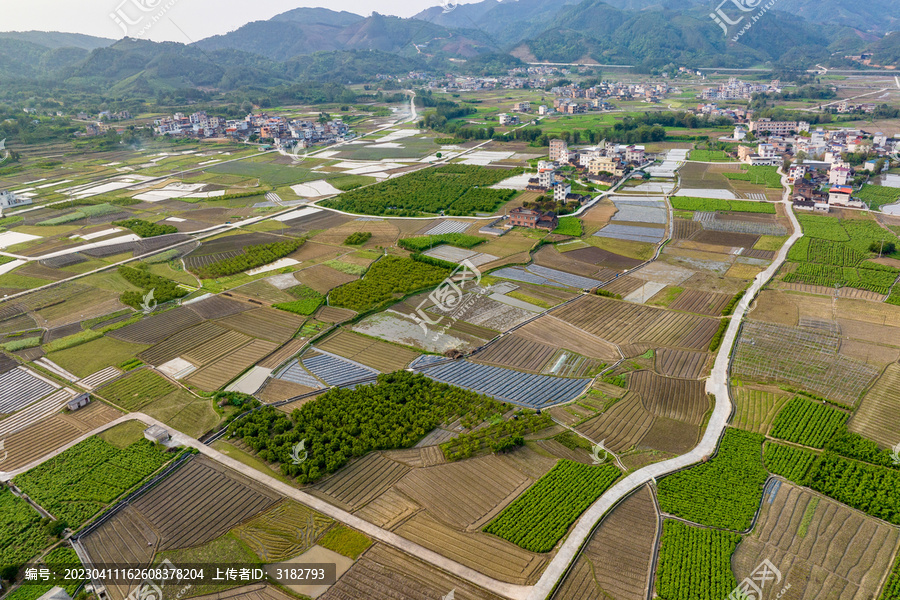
[0,412,533,600]
[525,167,803,600]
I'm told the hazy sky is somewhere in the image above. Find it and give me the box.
[0,0,479,43]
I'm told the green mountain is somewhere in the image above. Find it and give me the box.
[0,31,114,51]
[517,0,866,68]
[196,11,489,61]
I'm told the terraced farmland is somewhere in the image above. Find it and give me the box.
[98,369,177,411]
[187,294,251,318]
[730,387,792,434]
[849,362,900,447]
[311,453,410,511]
[182,330,252,365]
[576,392,655,452]
[0,401,121,470]
[320,544,506,600]
[733,482,899,600]
[233,500,333,561]
[81,506,159,600]
[186,339,278,391]
[553,485,658,600]
[655,348,707,379]
[472,334,558,373]
[109,306,204,344]
[515,316,620,362]
[395,454,533,529]
[629,371,710,424]
[316,329,419,373]
[395,512,547,585]
[668,288,733,316]
[554,295,720,351]
[138,321,228,365]
[132,456,280,550]
[215,307,305,343]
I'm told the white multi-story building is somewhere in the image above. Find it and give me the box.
[829,162,851,186]
[553,182,571,203]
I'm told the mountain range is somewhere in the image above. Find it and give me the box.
[0,0,897,99]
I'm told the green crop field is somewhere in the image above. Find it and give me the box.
[98,369,178,411]
[745,166,782,188]
[670,197,776,214]
[657,428,767,531]
[398,233,486,252]
[274,284,325,315]
[320,164,522,216]
[785,215,900,293]
[0,487,49,574]
[553,217,583,236]
[483,460,620,553]
[769,397,848,448]
[689,150,735,162]
[856,184,900,210]
[441,412,553,461]
[806,453,900,525]
[328,256,450,312]
[655,520,740,600]
[13,437,170,528]
[764,441,818,484]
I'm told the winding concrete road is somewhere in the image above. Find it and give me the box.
[0,412,532,600]
[525,168,802,600]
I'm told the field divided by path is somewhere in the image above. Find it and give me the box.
[552,485,658,600]
[132,456,280,550]
[553,295,719,351]
[733,482,899,600]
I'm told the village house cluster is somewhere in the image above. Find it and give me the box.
[151,111,353,147]
[699,77,782,100]
[725,121,900,213]
[507,138,649,230]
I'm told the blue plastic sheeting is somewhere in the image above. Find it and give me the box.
[277,360,324,388]
[421,360,590,408]
[0,369,56,414]
[302,353,378,387]
[526,265,602,289]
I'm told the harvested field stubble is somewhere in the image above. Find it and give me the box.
[553,485,658,600]
[577,392,655,452]
[320,544,506,600]
[849,363,900,448]
[132,456,279,550]
[733,482,899,600]
[629,371,710,424]
[554,295,719,351]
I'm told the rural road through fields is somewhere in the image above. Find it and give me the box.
[0,412,533,600]
[525,168,803,600]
